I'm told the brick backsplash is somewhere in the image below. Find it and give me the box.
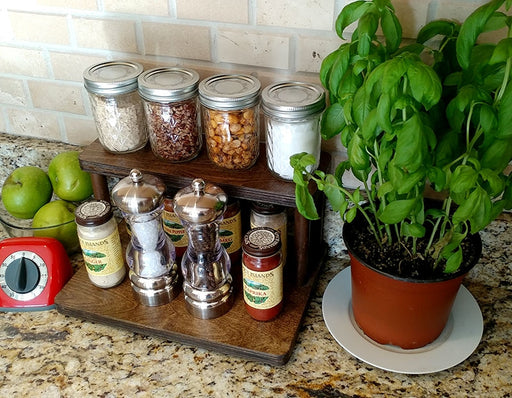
[0,0,493,161]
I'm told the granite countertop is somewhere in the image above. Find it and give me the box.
[0,134,511,397]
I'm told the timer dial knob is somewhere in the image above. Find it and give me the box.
[0,250,48,302]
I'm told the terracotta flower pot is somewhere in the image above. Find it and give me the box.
[343,221,482,349]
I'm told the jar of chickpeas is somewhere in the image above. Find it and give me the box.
[199,74,261,170]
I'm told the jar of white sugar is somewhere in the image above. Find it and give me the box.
[84,60,148,154]
[261,81,326,180]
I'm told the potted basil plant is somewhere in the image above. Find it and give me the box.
[291,0,512,349]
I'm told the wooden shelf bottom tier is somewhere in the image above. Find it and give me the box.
[54,247,326,366]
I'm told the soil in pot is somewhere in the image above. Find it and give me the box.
[343,212,482,349]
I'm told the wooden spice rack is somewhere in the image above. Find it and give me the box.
[55,140,330,365]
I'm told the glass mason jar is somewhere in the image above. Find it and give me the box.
[83,60,148,154]
[261,81,326,180]
[138,67,202,162]
[199,74,261,170]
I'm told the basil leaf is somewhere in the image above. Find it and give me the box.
[378,198,417,224]
[450,165,478,194]
[335,0,373,39]
[295,184,319,220]
[321,103,346,140]
[456,0,505,69]
[381,7,402,53]
[323,174,346,212]
[497,81,512,138]
[401,222,426,238]
[489,37,512,64]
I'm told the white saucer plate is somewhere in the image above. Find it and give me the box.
[322,267,484,374]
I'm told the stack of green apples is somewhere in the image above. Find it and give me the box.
[1,151,93,251]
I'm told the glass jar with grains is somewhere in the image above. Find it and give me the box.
[83,60,148,154]
[138,67,202,162]
[199,74,261,170]
[261,81,326,180]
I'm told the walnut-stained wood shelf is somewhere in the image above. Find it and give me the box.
[55,223,327,365]
[55,139,330,365]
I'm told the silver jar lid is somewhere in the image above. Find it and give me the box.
[199,74,261,110]
[83,60,144,95]
[261,81,326,119]
[173,179,227,224]
[138,67,200,102]
[111,169,166,214]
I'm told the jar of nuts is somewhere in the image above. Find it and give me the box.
[138,67,202,162]
[199,74,261,170]
[83,61,148,154]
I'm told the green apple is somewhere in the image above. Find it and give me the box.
[1,166,53,219]
[48,151,93,202]
[32,200,79,252]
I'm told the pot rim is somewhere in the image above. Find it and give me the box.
[342,218,482,284]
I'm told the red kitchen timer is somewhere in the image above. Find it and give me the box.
[0,237,73,311]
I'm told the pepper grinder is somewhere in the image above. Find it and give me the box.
[111,169,179,306]
[174,178,233,319]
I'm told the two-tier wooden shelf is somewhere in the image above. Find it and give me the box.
[55,140,330,365]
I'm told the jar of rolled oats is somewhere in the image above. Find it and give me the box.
[199,74,261,170]
[138,67,202,162]
[83,61,148,154]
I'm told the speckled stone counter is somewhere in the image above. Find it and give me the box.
[0,134,511,397]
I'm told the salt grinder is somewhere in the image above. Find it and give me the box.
[112,169,179,306]
[174,178,233,319]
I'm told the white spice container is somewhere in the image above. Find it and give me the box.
[75,200,126,288]
[84,60,148,154]
[261,81,326,180]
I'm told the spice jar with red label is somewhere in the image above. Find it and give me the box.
[138,67,202,162]
[242,227,283,321]
[199,74,261,170]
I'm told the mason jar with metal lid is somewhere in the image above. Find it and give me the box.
[138,67,202,162]
[199,74,261,170]
[83,60,148,154]
[261,81,326,180]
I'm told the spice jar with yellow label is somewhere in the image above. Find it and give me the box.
[199,74,261,170]
[75,200,126,288]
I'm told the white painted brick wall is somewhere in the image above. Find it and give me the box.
[0,0,500,159]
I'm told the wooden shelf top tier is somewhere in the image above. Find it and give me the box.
[79,140,330,207]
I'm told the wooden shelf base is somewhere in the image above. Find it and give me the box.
[55,243,326,366]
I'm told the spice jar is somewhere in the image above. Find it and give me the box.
[162,192,188,260]
[75,200,126,288]
[138,67,202,162]
[199,74,261,170]
[83,61,148,153]
[261,81,326,180]
[220,199,242,266]
[250,201,288,266]
[174,179,233,319]
[111,169,179,306]
[242,227,283,321]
